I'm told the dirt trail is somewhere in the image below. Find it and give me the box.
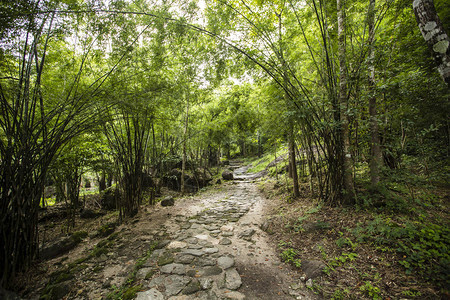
[25,163,317,300]
[131,163,317,299]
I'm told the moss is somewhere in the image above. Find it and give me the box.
[97,222,116,237]
[122,285,142,300]
[71,231,88,243]
[145,269,156,279]
[157,252,174,266]
[93,265,104,273]
[92,246,108,257]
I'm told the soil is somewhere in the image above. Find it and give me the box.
[14,162,317,300]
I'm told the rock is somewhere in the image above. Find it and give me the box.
[224,269,242,290]
[136,289,164,300]
[39,234,84,260]
[220,225,234,232]
[306,279,313,288]
[220,291,246,300]
[182,279,201,295]
[167,241,188,249]
[302,260,326,279]
[0,288,21,300]
[149,276,165,288]
[198,266,223,276]
[260,220,270,232]
[196,257,216,267]
[219,238,232,245]
[136,267,154,280]
[175,254,196,264]
[238,229,255,240]
[42,282,70,300]
[100,187,120,210]
[222,170,234,180]
[199,278,213,290]
[80,209,104,219]
[157,251,174,266]
[161,196,175,207]
[181,249,204,257]
[217,256,235,269]
[164,275,191,296]
[204,247,219,254]
[160,263,186,275]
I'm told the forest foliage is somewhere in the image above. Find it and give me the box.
[0,0,449,292]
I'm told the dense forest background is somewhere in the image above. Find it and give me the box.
[0,0,449,297]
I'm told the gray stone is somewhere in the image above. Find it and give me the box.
[148,276,165,288]
[136,289,164,300]
[164,275,191,296]
[181,249,204,256]
[136,267,154,280]
[188,244,203,249]
[198,266,223,276]
[160,263,186,275]
[204,247,219,254]
[175,254,195,264]
[185,237,198,244]
[306,279,313,288]
[222,170,234,180]
[219,238,232,245]
[167,241,188,249]
[217,256,235,269]
[182,279,201,295]
[199,278,213,290]
[161,196,175,207]
[239,228,255,240]
[302,260,326,279]
[196,257,216,266]
[222,232,234,237]
[225,269,242,290]
[220,291,245,300]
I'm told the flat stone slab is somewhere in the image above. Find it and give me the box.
[194,234,209,240]
[239,229,255,238]
[217,256,235,269]
[160,263,186,275]
[203,247,219,254]
[164,275,191,296]
[181,249,204,256]
[167,241,188,249]
[136,288,164,300]
[302,259,327,279]
[219,238,232,245]
[198,266,223,277]
[195,257,216,267]
[175,254,196,264]
[225,269,242,290]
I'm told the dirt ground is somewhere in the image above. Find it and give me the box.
[14,165,316,300]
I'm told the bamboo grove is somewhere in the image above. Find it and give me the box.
[1,0,449,288]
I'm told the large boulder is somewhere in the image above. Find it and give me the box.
[161,196,175,207]
[302,260,327,279]
[40,231,87,260]
[100,187,119,210]
[222,170,234,180]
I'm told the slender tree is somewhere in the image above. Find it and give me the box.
[367,0,382,187]
[413,0,450,85]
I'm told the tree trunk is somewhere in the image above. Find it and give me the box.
[337,0,354,202]
[413,0,450,85]
[181,93,189,195]
[289,130,300,198]
[368,0,383,187]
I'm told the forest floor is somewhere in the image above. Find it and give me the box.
[13,160,448,299]
[16,163,317,300]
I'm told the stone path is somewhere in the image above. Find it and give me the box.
[134,163,316,300]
